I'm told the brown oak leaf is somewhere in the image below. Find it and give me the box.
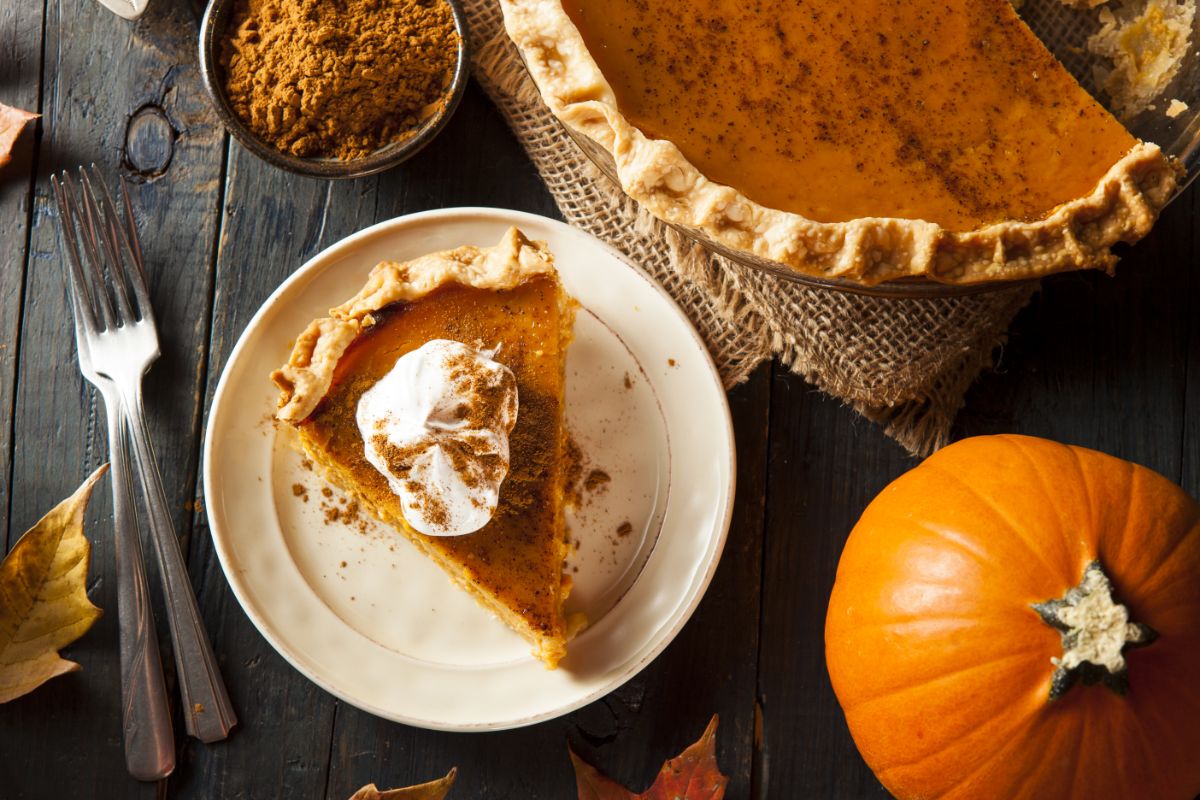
[0,102,39,170]
[348,768,456,800]
[570,715,728,800]
[0,466,107,703]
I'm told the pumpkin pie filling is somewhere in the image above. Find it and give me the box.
[562,0,1138,231]
[505,0,1180,283]
[271,230,582,668]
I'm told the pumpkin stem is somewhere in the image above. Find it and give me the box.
[1032,560,1158,700]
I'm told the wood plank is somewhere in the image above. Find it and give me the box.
[1177,188,1200,800]
[1178,186,1200,499]
[757,377,912,798]
[0,0,225,794]
[321,364,771,800]
[0,0,44,549]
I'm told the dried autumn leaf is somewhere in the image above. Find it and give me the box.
[0,466,107,703]
[0,102,39,170]
[348,768,456,800]
[571,715,728,800]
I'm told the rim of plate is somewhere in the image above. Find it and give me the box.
[202,207,735,730]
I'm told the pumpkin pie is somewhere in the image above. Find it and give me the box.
[270,228,583,668]
[500,0,1182,284]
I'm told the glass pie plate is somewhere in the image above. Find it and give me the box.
[561,0,1200,298]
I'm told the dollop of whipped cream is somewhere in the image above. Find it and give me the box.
[356,339,519,537]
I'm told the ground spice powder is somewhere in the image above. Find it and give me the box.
[220,0,458,160]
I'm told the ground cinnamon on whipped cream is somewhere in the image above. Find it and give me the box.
[356,339,518,537]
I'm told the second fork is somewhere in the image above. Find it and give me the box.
[52,172,175,781]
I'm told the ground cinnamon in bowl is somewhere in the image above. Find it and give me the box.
[219,0,460,161]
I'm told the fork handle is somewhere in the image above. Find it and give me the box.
[123,390,238,743]
[106,399,176,780]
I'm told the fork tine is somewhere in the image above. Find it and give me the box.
[80,168,137,326]
[51,173,102,339]
[118,175,155,319]
[118,174,147,274]
[71,169,118,331]
[91,167,152,321]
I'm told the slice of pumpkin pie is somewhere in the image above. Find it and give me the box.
[271,228,583,668]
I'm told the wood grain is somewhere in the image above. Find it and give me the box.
[0,0,225,795]
[757,375,912,799]
[0,0,44,550]
[1179,191,1200,502]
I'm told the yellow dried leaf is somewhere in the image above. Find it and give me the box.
[0,102,39,170]
[349,768,456,800]
[0,466,107,703]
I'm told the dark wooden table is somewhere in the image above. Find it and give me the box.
[2,2,1197,798]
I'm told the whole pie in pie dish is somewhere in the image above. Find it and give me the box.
[500,0,1182,285]
[270,228,583,668]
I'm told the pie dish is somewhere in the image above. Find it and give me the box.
[270,228,583,668]
[500,0,1182,285]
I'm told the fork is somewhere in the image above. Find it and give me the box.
[52,166,237,745]
[52,171,175,780]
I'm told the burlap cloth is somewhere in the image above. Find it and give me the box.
[465,0,1038,455]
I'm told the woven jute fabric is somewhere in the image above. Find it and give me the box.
[465,0,1037,455]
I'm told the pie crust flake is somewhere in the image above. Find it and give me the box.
[271,228,582,668]
[500,0,1182,285]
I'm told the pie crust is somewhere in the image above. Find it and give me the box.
[500,0,1182,285]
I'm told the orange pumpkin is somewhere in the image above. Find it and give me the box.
[825,434,1200,800]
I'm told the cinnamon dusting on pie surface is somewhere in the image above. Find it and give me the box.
[560,0,1139,230]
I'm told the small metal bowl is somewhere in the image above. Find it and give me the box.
[198,0,470,180]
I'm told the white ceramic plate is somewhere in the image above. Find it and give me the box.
[203,208,735,731]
